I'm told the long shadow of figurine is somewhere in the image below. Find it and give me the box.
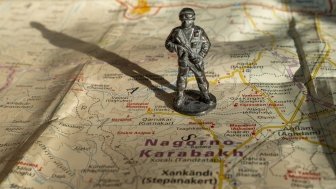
[30,22,175,108]
[289,18,336,175]
[0,22,177,182]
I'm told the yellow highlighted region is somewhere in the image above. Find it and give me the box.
[132,0,151,15]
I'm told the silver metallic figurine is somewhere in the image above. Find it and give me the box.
[165,7,216,115]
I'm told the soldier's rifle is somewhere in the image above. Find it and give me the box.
[175,37,202,71]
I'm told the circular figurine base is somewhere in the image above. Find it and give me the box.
[173,90,216,116]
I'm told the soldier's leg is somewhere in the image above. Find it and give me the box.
[196,76,211,99]
[193,67,212,103]
[176,65,189,106]
[175,48,190,107]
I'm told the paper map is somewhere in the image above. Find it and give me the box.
[0,0,335,188]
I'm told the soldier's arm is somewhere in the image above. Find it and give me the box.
[199,28,211,58]
[165,29,178,53]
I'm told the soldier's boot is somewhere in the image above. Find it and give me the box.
[176,72,188,108]
[201,92,214,105]
[198,83,214,105]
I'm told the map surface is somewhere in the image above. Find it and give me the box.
[0,0,335,188]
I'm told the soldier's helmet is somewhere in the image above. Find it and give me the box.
[179,8,195,21]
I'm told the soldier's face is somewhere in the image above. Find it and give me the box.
[182,19,194,28]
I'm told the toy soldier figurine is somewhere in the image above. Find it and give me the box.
[165,7,216,115]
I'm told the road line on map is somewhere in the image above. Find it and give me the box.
[220,6,287,182]
[154,2,327,15]
[244,5,276,46]
[303,137,336,151]
[216,5,288,187]
[238,71,289,123]
[272,8,287,22]
[225,131,273,173]
[127,3,333,189]
[221,7,289,187]
[288,96,306,123]
[226,125,283,156]
[115,1,328,21]
[312,15,330,80]
[276,15,336,152]
[187,51,262,84]
[225,124,336,181]
[292,109,336,123]
[146,110,227,188]
[328,59,336,67]
[189,117,227,189]
[0,67,15,93]
[214,52,266,189]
